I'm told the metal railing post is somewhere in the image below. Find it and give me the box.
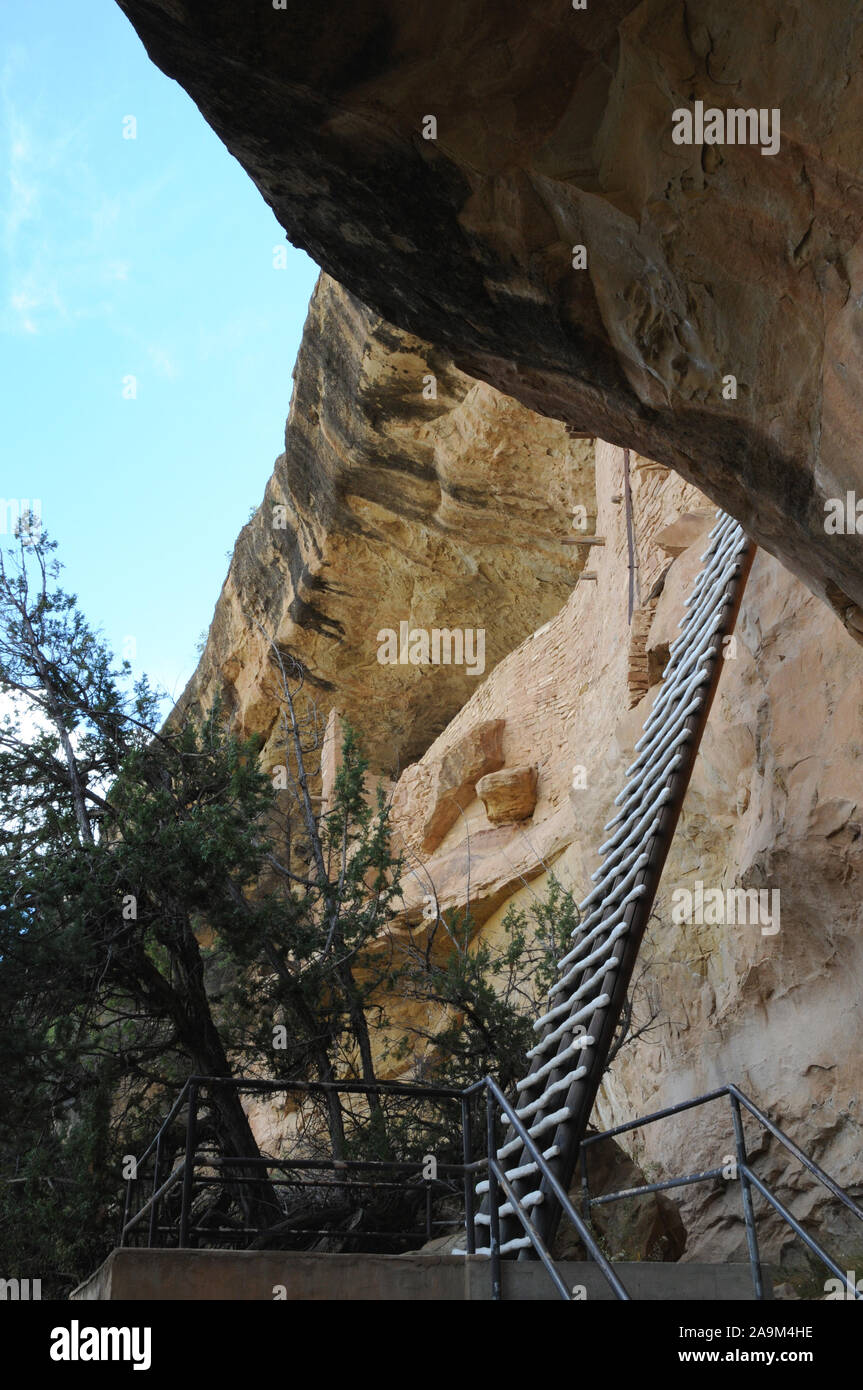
[486,1090,502,1300]
[179,1081,198,1248]
[462,1094,476,1255]
[483,1074,629,1299]
[147,1134,163,1249]
[119,1165,133,1248]
[580,1140,591,1225]
[730,1093,764,1300]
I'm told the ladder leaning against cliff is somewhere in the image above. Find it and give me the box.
[472,511,756,1257]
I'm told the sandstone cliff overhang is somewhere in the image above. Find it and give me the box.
[117,0,863,634]
[176,275,595,770]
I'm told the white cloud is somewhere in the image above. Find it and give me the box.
[0,56,145,337]
[9,277,65,335]
[6,124,38,246]
[147,344,180,379]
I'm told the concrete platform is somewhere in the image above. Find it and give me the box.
[71,1249,766,1301]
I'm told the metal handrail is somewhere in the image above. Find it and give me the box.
[135,1078,191,1168]
[478,1073,629,1301]
[121,1075,472,1252]
[729,1085,863,1224]
[579,1084,863,1300]
[120,1074,863,1302]
[587,1166,726,1205]
[580,1086,730,1143]
[581,1083,863,1222]
[740,1164,861,1296]
[122,1163,186,1237]
[177,1075,465,1098]
[491,1160,572,1299]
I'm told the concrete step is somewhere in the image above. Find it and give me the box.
[71,1250,767,1301]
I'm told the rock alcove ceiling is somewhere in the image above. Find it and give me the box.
[117,0,863,636]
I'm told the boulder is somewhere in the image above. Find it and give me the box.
[476,766,538,825]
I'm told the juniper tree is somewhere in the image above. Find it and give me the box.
[0,519,282,1275]
[391,873,578,1096]
[0,519,597,1270]
[222,630,584,1173]
[221,637,407,1162]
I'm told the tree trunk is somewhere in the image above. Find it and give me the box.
[336,959,389,1153]
[22,619,93,845]
[175,933,283,1237]
[119,929,283,1239]
[264,942,347,1160]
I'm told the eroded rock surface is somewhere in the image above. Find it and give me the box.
[117,0,863,625]
[182,313,863,1273]
[386,440,863,1281]
[178,274,594,769]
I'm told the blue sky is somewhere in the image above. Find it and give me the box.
[0,1,318,709]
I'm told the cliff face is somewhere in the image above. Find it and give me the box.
[118,0,863,635]
[127,2,863,1278]
[181,274,594,769]
[393,441,863,1280]
[182,270,863,1276]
